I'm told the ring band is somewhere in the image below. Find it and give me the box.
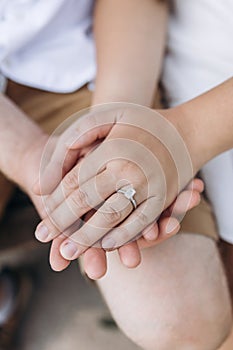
[117,187,137,209]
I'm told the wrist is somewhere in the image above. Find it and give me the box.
[92,77,155,107]
[161,105,209,174]
[16,133,49,193]
[0,94,48,187]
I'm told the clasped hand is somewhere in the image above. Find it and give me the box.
[33,104,202,279]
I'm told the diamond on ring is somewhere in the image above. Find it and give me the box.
[117,187,137,209]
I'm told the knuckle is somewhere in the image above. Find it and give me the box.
[120,162,144,184]
[120,160,135,175]
[101,204,122,224]
[63,170,79,190]
[70,188,89,210]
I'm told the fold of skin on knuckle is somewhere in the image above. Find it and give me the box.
[100,202,124,226]
[68,187,90,212]
[63,168,79,191]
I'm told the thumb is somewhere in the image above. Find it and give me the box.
[65,109,117,150]
[32,108,117,195]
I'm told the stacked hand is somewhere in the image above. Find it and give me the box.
[27,104,202,279]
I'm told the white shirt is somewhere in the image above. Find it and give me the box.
[163,0,233,243]
[0,0,96,93]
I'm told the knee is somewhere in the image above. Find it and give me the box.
[114,293,232,350]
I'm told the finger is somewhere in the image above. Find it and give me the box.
[33,140,81,195]
[50,207,108,277]
[50,234,71,271]
[65,110,116,150]
[78,139,103,158]
[41,151,109,217]
[101,196,163,250]
[141,190,200,242]
[44,133,159,213]
[83,248,107,280]
[39,142,112,217]
[34,139,102,197]
[139,186,201,248]
[142,222,159,241]
[59,192,134,260]
[158,216,181,239]
[117,241,141,268]
[134,183,202,247]
[137,216,180,250]
[35,169,116,243]
[166,189,201,217]
[141,190,200,243]
[34,110,117,195]
[185,178,204,193]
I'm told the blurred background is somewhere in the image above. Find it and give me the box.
[0,189,139,350]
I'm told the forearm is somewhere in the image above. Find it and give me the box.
[93,0,168,106]
[0,93,45,185]
[167,78,233,172]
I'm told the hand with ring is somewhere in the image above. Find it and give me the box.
[33,104,201,279]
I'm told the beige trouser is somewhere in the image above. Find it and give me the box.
[0,80,218,245]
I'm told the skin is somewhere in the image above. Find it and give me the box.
[0,0,171,277]
[33,78,233,349]
[0,1,232,346]
[34,106,199,273]
[35,78,233,276]
[0,1,232,347]
[0,92,201,278]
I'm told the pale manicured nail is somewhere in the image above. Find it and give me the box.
[144,229,158,241]
[165,219,179,234]
[35,223,49,241]
[102,237,117,250]
[60,242,79,259]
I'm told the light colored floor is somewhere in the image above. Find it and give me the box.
[18,248,139,350]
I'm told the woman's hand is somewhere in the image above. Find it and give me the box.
[33,104,197,278]
[47,177,203,278]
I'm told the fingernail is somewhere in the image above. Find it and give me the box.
[35,223,49,241]
[102,237,117,250]
[60,241,79,259]
[144,229,158,241]
[166,219,179,234]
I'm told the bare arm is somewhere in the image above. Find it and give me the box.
[93,0,168,106]
[0,93,46,189]
[166,78,233,172]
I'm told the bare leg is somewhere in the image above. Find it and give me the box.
[218,241,233,350]
[97,234,232,350]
